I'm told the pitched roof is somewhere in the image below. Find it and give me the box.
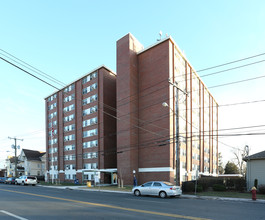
[243,150,265,161]
[22,149,46,161]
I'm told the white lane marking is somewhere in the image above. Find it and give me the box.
[0,210,28,220]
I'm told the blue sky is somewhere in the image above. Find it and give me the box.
[1,0,265,167]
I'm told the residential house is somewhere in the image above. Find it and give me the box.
[243,150,265,190]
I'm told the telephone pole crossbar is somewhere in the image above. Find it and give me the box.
[8,137,23,177]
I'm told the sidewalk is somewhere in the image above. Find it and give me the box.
[38,185,265,204]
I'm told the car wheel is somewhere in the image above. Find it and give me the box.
[159,191,167,198]
[32,184,36,186]
[21,182,25,186]
[134,190,141,196]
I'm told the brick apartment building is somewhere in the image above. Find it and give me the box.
[116,34,218,185]
[45,66,117,184]
[45,33,218,185]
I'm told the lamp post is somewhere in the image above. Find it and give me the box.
[162,102,179,185]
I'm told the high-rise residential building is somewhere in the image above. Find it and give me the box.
[45,33,218,186]
[45,66,117,184]
[116,33,218,185]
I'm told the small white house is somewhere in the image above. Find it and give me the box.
[18,149,46,176]
[243,150,265,190]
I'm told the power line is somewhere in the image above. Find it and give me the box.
[197,52,265,72]
[0,56,61,90]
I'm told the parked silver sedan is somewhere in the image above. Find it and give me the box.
[132,181,182,198]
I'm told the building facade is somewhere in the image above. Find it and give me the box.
[45,34,218,185]
[243,150,265,190]
[45,66,117,184]
[18,149,46,177]
[116,34,218,185]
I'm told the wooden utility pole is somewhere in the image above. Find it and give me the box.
[8,137,23,177]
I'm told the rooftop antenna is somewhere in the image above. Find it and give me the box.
[157,31,162,41]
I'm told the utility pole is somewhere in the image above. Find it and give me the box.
[168,79,188,186]
[8,137,23,178]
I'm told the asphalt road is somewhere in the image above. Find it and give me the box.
[0,184,264,220]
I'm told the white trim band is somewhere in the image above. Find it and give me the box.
[138,167,174,172]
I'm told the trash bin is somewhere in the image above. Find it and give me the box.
[87,181,91,187]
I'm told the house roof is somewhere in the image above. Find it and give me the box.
[22,149,46,161]
[243,150,265,161]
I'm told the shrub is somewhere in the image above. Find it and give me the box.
[213,184,226,191]
[182,181,195,192]
[196,184,203,192]
[254,179,258,188]
[234,178,246,192]
[258,185,265,194]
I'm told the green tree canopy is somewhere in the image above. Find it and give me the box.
[224,161,239,174]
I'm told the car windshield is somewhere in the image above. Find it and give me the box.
[163,181,174,186]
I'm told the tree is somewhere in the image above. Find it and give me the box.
[232,145,249,176]
[218,152,224,174]
[224,161,239,174]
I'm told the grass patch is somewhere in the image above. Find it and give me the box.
[185,191,265,200]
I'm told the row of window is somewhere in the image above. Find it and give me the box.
[64,114,75,122]
[83,94,98,106]
[50,129,98,145]
[64,124,75,132]
[65,164,76,170]
[48,112,57,119]
[48,102,57,110]
[64,104,75,113]
[83,152,98,159]
[64,154,75,161]
[83,117,97,127]
[82,71,97,84]
[48,94,57,102]
[64,94,75,103]
[83,163,98,169]
[83,83,97,95]
[48,129,57,137]
[83,105,97,116]
[64,84,75,93]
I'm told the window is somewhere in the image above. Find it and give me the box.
[48,94,57,102]
[83,140,98,148]
[83,163,98,169]
[49,129,57,137]
[48,102,57,110]
[64,104,75,113]
[153,182,162,187]
[64,134,75,142]
[64,84,75,93]
[64,164,76,170]
[83,83,98,95]
[83,117,98,127]
[83,152,98,159]
[64,144,75,151]
[83,105,98,116]
[64,124,75,132]
[64,154,75,161]
[48,138,57,145]
[83,129,98,138]
[82,72,97,84]
[64,94,75,103]
[143,182,152,187]
[83,94,98,106]
[49,147,58,153]
[48,112,57,119]
[64,114,75,122]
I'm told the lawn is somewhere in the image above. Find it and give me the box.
[187,191,265,200]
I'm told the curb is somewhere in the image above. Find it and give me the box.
[38,185,265,203]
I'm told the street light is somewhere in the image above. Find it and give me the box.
[162,102,179,185]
